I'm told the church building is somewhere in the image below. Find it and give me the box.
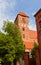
[14,12,38,51]
[14,11,38,65]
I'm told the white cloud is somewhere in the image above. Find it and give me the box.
[28,18,36,30]
[0,0,16,10]
[0,0,16,30]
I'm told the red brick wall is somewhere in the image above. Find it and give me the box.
[24,52,29,65]
[29,58,36,65]
[34,9,41,65]
[35,48,40,65]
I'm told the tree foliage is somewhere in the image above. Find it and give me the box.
[0,20,25,63]
[31,42,38,58]
[0,32,15,62]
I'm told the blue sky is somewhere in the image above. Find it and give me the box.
[0,0,41,31]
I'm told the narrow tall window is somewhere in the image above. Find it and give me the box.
[25,35,28,40]
[23,28,25,31]
[22,18,25,24]
[39,21,41,30]
[23,34,25,38]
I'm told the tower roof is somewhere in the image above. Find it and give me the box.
[18,12,29,17]
[34,8,41,17]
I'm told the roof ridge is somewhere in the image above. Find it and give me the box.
[18,12,29,17]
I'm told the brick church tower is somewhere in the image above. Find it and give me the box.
[14,12,29,65]
[14,12,29,43]
[15,12,29,42]
[34,8,41,64]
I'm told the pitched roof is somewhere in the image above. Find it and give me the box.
[24,41,34,49]
[34,8,41,17]
[18,12,29,17]
[24,41,38,49]
[24,30,38,50]
[28,30,37,39]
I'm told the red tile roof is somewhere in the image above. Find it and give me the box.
[18,12,29,17]
[24,41,34,49]
[28,30,37,39]
[24,41,38,50]
[23,30,38,50]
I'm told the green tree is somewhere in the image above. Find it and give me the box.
[0,32,15,63]
[1,20,25,63]
[31,42,38,58]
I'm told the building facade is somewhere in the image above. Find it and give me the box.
[14,12,38,65]
[14,12,37,51]
[34,8,41,65]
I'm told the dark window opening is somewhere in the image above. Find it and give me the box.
[22,18,25,24]
[23,34,25,38]
[23,28,25,31]
[39,21,41,30]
